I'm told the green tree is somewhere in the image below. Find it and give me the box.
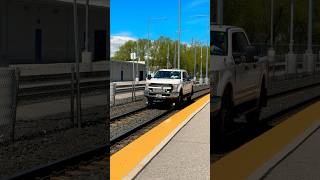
[113,36,209,77]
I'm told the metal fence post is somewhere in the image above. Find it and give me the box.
[71,66,75,127]
[11,68,20,143]
[113,83,116,106]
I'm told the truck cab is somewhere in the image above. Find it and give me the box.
[144,69,194,105]
[211,25,268,135]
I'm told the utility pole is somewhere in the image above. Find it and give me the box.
[289,0,295,53]
[174,41,177,68]
[307,0,313,53]
[205,42,209,85]
[305,0,314,73]
[73,0,81,128]
[136,41,139,81]
[268,0,275,65]
[167,43,170,69]
[217,0,223,24]
[85,0,89,52]
[287,0,297,74]
[200,44,203,85]
[0,0,8,67]
[193,40,197,81]
[177,0,181,69]
[147,17,150,74]
[270,0,274,49]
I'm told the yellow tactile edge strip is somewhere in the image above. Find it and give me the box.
[111,94,210,180]
[248,121,320,180]
[126,99,210,180]
[211,101,320,180]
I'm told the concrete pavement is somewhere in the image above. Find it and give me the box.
[264,126,320,179]
[135,104,210,180]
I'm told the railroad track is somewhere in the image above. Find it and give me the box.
[7,87,209,179]
[7,144,108,180]
[110,86,210,146]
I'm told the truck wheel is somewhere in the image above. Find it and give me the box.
[147,98,153,107]
[187,88,193,102]
[215,88,234,135]
[175,91,183,106]
[260,81,267,107]
[246,82,265,125]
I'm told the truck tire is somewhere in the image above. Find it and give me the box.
[147,98,153,107]
[246,82,266,124]
[215,87,234,135]
[175,91,183,106]
[187,87,193,102]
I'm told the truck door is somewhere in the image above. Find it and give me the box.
[231,31,253,102]
[182,72,188,95]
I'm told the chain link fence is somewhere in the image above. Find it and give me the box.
[253,43,320,56]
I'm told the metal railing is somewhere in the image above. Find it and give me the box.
[0,66,107,146]
[110,81,210,107]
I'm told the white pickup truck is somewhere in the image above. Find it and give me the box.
[144,69,194,105]
[211,25,268,135]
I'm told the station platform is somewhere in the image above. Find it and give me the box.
[111,95,210,179]
[136,103,210,179]
[212,100,320,180]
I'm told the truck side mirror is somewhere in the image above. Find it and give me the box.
[147,74,152,80]
[232,52,243,64]
[244,46,258,62]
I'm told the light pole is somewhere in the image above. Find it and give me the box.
[200,44,203,85]
[287,0,297,74]
[177,0,181,69]
[270,0,274,49]
[268,0,275,66]
[136,41,139,81]
[289,0,295,53]
[73,0,81,128]
[174,41,177,68]
[205,41,209,85]
[167,43,170,69]
[85,0,89,52]
[305,0,314,73]
[307,0,313,53]
[147,17,150,75]
[193,40,197,81]
[217,0,223,24]
[0,0,8,67]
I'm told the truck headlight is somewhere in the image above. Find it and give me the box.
[172,84,179,91]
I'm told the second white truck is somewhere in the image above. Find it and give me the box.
[211,25,268,135]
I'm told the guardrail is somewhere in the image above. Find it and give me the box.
[0,66,107,146]
[110,82,210,106]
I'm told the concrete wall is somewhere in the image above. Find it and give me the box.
[1,0,108,64]
[111,61,146,82]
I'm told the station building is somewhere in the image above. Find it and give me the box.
[0,0,109,66]
[111,61,146,82]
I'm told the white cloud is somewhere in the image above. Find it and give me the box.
[187,0,208,9]
[110,35,136,57]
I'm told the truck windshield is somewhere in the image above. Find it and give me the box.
[154,71,181,79]
[211,31,228,56]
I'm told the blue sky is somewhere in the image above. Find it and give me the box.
[111,0,210,56]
